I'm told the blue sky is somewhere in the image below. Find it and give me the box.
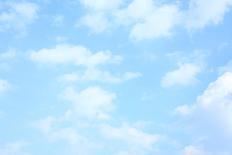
[0,0,232,155]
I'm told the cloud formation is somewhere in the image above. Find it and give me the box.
[78,0,232,40]
[176,72,232,134]
[62,86,116,120]
[116,0,180,41]
[29,44,122,67]
[185,0,232,29]
[161,63,203,87]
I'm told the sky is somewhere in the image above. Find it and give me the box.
[0,0,232,155]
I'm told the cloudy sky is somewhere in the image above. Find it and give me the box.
[0,0,232,155]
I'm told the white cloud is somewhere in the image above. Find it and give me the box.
[62,86,116,120]
[185,0,232,29]
[128,4,180,41]
[161,63,203,87]
[58,68,141,84]
[0,141,30,155]
[78,0,180,40]
[29,44,122,67]
[115,0,181,40]
[176,72,232,136]
[100,124,159,150]
[77,0,123,33]
[78,0,232,40]
[78,13,110,33]
[0,79,10,93]
[115,0,155,24]
[0,2,38,33]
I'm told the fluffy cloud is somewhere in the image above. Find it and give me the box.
[62,86,116,120]
[116,0,180,41]
[129,5,179,41]
[78,0,180,40]
[185,0,232,29]
[115,0,155,22]
[0,79,10,93]
[30,44,141,84]
[0,1,39,33]
[29,44,122,67]
[161,63,203,87]
[176,72,232,136]
[78,0,123,33]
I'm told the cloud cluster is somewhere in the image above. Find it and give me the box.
[78,0,232,40]
[29,44,141,84]
[177,72,232,133]
[30,43,150,154]
[1,1,232,155]
[175,72,232,154]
